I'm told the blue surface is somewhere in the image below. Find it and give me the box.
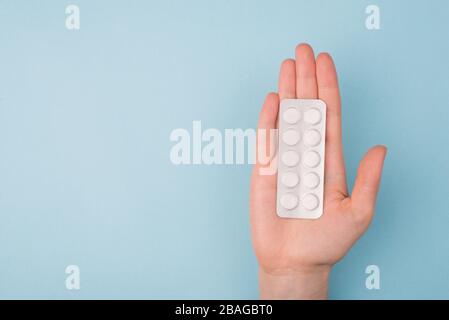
[0,0,449,299]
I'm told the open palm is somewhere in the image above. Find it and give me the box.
[250,44,387,291]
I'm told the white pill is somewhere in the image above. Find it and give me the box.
[303,129,321,146]
[283,108,301,124]
[281,172,299,188]
[280,194,299,210]
[304,172,320,189]
[282,129,300,146]
[303,193,319,210]
[303,151,320,168]
[304,108,321,124]
[282,151,300,167]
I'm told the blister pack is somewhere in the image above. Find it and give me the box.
[276,99,326,219]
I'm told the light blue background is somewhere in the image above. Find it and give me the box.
[0,0,448,299]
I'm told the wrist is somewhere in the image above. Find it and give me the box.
[259,265,331,300]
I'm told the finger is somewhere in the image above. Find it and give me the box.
[316,52,347,196]
[278,59,296,100]
[295,43,318,98]
[255,92,279,168]
[257,92,279,130]
[250,93,280,223]
[351,145,387,223]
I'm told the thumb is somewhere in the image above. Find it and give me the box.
[351,145,387,224]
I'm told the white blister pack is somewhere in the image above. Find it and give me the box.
[276,99,326,219]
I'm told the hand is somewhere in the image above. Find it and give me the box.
[250,44,387,299]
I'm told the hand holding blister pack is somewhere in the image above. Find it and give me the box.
[277,99,326,219]
[251,44,388,300]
